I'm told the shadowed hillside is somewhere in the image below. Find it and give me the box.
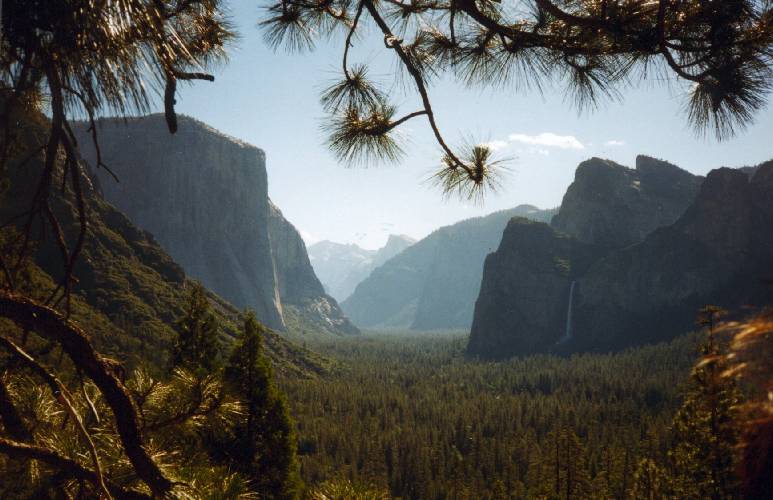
[0,110,327,377]
[342,205,556,330]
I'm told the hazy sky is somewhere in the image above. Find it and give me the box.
[170,0,773,249]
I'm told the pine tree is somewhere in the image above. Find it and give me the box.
[563,429,592,499]
[669,306,740,499]
[224,310,302,499]
[631,458,671,500]
[172,282,222,374]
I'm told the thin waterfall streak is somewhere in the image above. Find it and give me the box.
[559,280,576,344]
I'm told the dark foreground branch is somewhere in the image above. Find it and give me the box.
[0,291,173,497]
[0,438,151,500]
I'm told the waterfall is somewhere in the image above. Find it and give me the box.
[558,280,576,344]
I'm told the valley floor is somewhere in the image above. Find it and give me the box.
[279,331,700,499]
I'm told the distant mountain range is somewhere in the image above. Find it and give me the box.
[23,109,768,361]
[341,205,557,330]
[468,156,773,358]
[308,235,415,302]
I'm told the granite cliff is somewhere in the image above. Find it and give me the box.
[468,156,773,358]
[268,202,359,335]
[342,205,557,330]
[574,162,773,349]
[73,114,356,335]
[466,219,597,356]
[0,109,325,375]
[551,156,703,249]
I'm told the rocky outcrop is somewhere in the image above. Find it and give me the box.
[467,219,597,357]
[268,201,326,303]
[574,163,773,349]
[308,234,415,302]
[467,157,773,359]
[342,205,557,330]
[73,114,356,335]
[551,156,702,248]
[268,202,359,335]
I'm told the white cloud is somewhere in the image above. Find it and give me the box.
[508,132,585,150]
[605,140,625,147]
[482,140,509,151]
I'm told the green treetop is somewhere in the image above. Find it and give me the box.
[172,282,222,374]
[669,306,740,499]
[224,310,302,499]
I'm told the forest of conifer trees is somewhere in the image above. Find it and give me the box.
[278,323,750,499]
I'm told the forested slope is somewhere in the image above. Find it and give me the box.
[0,110,326,377]
[282,331,700,498]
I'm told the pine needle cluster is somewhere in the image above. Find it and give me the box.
[261,0,773,198]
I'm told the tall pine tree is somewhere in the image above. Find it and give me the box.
[172,282,222,374]
[224,310,301,499]
[631,458,671,500]
[669,306,740,499]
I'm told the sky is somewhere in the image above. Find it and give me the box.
[168,0,773,250]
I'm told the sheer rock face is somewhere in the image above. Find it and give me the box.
[74,114,356,334]
[342,205,557,330]
[467,219,596,358]
[551,156,702,248]
[268,202,360,335]
[268,201,325,303]
[574,163,773,349]
[0,109,326,375]
[467,158,773,359]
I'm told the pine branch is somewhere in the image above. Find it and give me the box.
[0,334,112,499]
[0,438,151,500]
[363,0,472,177]
[0,291,174,497]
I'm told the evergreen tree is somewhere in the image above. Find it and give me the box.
[669,306,740,499]
[544,427,592,498]
[224,310,302,499]
[172,282,222,374]
[631,458,671,500]
[563,429,592,499]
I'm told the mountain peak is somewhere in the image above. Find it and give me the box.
[635,154,681,172]
[552,155,702,248]
[309,234,416,302]
[385,234,416,245]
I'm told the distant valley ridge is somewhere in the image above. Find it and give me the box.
[308,234,415,302]
[342,205,558,330]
